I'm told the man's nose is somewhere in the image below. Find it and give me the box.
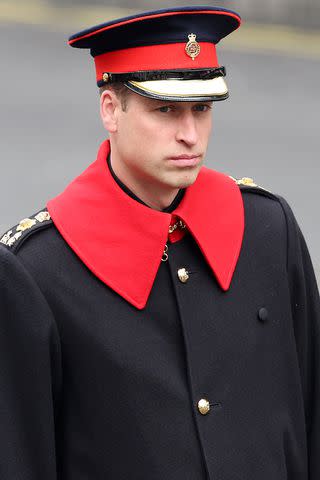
[175,112,199,146]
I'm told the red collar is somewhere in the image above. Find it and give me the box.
[47,140,244,309]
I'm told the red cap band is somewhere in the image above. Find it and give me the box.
[94,42,218,81]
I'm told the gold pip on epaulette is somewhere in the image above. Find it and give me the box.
[0,209,52,251]
[229,176,271,193]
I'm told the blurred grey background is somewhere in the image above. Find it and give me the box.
[0,0,319,283]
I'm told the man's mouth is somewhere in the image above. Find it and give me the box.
[168,154,202,167]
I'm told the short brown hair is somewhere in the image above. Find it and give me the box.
[99,82,131,111]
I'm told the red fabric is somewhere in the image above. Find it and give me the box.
[94,43,218,79]
[69,10,241,46]
[47,140,244,309]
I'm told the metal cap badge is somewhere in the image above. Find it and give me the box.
[185,33,200,60]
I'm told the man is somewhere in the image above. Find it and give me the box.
[0,6,319,480]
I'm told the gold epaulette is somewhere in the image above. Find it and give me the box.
[0,209,52,249]
[229,176,270,193]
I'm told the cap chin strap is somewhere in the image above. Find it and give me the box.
[97,66,226,87]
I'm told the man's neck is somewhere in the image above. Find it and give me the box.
[135,189,180,211]
[108,154,183,212]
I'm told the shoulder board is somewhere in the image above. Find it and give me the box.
[229,176,278,200]
[0,208,52,252]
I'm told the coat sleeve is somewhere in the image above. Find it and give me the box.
[0,245,62,480]
[279,197,320,479]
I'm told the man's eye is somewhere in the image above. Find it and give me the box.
[158,106,172,113]
[194,104,211,112]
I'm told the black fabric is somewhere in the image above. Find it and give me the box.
[106,153,185,213]
[0,189,319,479]
[68,6,240,52]
[0,247,61,480]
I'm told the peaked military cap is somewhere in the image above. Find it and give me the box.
[69,5,241,101]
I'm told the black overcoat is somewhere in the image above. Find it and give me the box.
[0,142,319,480]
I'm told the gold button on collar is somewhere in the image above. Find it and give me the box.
[198,398,210,415]
[177,268,189,283]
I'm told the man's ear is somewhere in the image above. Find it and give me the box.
[100,89,120,133]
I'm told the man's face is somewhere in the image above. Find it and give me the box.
[107,89,213,194]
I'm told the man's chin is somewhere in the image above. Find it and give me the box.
[171,168,202,189]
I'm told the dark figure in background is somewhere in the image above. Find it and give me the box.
[0,6,319,480]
